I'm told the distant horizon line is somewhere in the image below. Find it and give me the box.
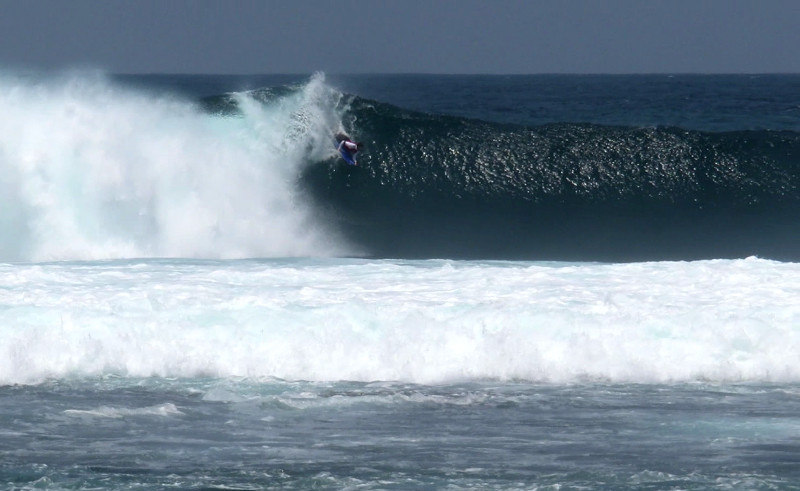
[111,71,800,77]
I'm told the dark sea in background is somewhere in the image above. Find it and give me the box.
[1,73,799,489]
[119,73,800,132]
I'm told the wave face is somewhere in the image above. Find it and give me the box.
[0,72,352,262]
[301,97,800,261]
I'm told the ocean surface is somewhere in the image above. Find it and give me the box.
[1,72,799,489]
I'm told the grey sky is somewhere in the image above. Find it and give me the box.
[1,0,798,74]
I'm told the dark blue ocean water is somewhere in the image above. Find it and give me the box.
[1,74,799,490]
[316,74,799,261]
[332,74,800,132]
[118,73,800,132]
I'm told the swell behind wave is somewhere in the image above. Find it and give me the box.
[301,97,800,261]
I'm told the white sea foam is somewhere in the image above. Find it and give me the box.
[1,257,798,386]
[63,402,183,418]
[0,71,350,262]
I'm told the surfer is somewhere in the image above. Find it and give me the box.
[335,133,363,165]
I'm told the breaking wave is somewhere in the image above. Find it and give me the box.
[0,71,353,261]
[1,72,797,262]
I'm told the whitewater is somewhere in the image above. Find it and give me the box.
[0,71,351,262]
[1,72,799,489]
[2,257,799,386]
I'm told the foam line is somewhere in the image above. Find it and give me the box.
[1,257,798,386]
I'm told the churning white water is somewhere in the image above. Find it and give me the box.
[0,72,350,261]
[1,257,798,386]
